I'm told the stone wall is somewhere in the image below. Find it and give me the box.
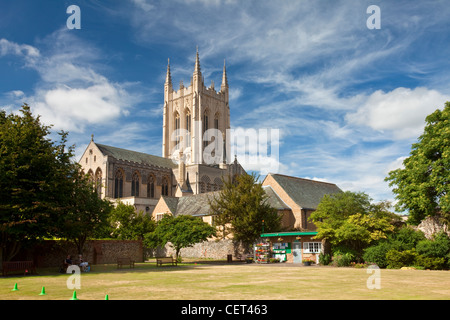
[10,240,143,268]
[147,239,251,260]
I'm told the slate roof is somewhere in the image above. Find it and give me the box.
[161,191,221,217]
[95,143,177,169]
[267,173,342,210]
[262,185,291,210]
[161,186,291,217]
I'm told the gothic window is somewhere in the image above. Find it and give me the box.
[199,182,206,194]
[95,168,102,197]
[87,170,94,184]
[175,112,180,150]
[162,177,169,196]
[147,175,155,198]
[200,176,210,194]
[114,169,124,198]
[132,172,140,197]
[203,112,209,149]
[185,111,191,148]
[214,113,219,130]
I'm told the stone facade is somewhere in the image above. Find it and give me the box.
[149,239,249,260]
[416,215,450,239]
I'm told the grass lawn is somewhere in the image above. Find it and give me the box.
[0,260,449,300]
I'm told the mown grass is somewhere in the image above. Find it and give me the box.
[0,260,449,300]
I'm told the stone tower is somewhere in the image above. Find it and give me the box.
[162,49,230,166]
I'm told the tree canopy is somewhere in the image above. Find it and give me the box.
[209,173,281,247]
[386,102,450,225]
[109,202,155,240]
[144,214,216,259]
[0,105,77,260]
[309,191,398,256]
[0,104,112,259]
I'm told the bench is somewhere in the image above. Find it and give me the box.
[2,261,37,276]
[156,257,177,267]
[117,257,135,269]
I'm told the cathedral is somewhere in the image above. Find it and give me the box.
[79,50,245,214]
[79,50,344,262]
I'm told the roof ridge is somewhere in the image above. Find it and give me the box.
[95,142,177,169]
[269,173,337,186]
[96,143,165,159]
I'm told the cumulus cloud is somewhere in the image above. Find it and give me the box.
[346,87,450,140]
[32,83,124,132]
[1,31,138,133]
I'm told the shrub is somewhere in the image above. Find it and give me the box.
[332,252,355,267]
[362,242,394,268]
[389,227,426,251]
[319,253,332,265]
[416,232,450,258]
[385,249,418,269]
[414,255,446,270]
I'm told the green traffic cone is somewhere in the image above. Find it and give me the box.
[70,290,79,300]
[39,286,46,295]
[11,283,18,291]
[105,294,109,300]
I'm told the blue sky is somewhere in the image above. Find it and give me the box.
[1,0,450,207]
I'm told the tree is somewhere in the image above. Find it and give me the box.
[144,214,216,259]
[209,173,281,247]
[57,168,113,255]
[0,105,77,261]
[309,191,397,258]
[386,102,450,225]
[109,202,156,240]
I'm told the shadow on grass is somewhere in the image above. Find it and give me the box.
[12,258,247,278]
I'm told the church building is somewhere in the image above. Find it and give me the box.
[79,50,245,214]
[78,50,344,262]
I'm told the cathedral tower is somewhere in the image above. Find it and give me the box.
[162,49,230,166]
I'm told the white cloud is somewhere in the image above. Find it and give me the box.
[347,87,450,140]
[33,83,124,132]
[1,31,139,133]
[0,38,40,59]
[130,0,154,12]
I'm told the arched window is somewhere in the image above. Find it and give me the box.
[199,182,206,194]
[95,168,102,197]
[147,175,155,198]
[175,112,180,150]
[203,111,209,149]
[132,172,140,197]
[114,169,124,198]
[87,170,94,185]
[214,112,219,130]
[185,111,191,148]
[162,177,169,196]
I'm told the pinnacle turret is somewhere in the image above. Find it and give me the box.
[194,46,201,76]
[165,58,172,87]
[221,59,228,91]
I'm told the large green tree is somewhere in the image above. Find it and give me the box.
[209,173,281,247]
[58,168,113,255]
[109,202,156,240]
[309,191,397,257]
[386,102,450,225]
[144,214,216,259]
[0,105,76,261]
